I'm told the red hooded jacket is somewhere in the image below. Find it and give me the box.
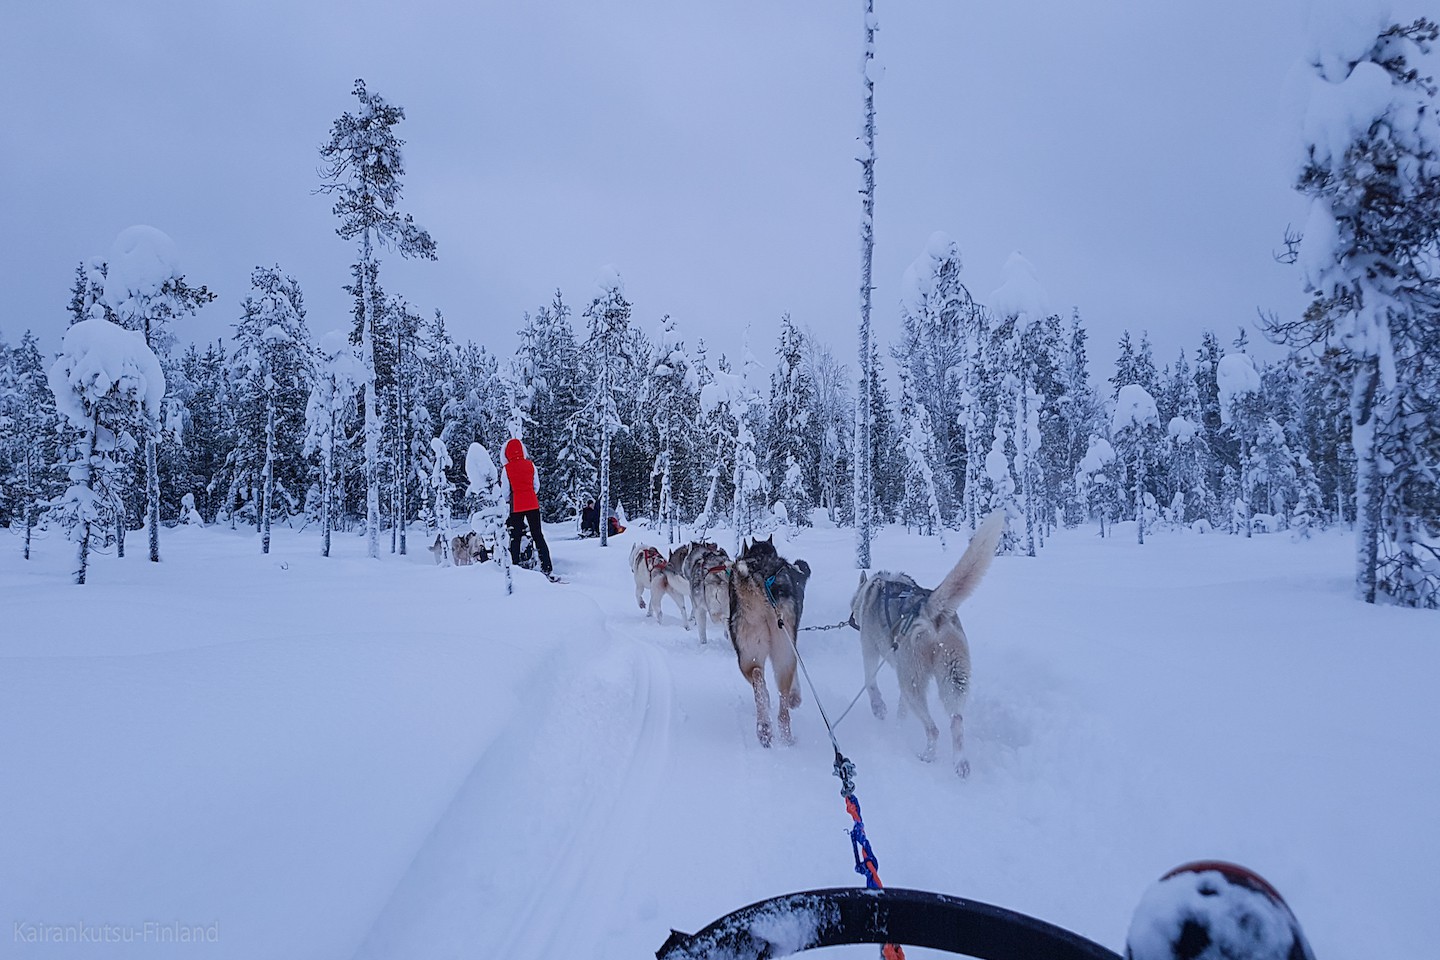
[502,438,540,513]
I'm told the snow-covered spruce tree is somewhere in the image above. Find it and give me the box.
[1112,384,1163,545]
[1217,352,1265,537]
[692,349,734,539]
[170,339,235,524]
[48,320,164,584]
[1054,310,1100,526]
[231,266,312,554]
[896,232,975,520]
[1275,10,1440,604]
[422,436,455,561]
[609,325,654,522]
[384,296,430,556]
[854,0,880,569]
[1076,435,1119,537]
[1,331,62,557]
[465,441,511,595]
[318,78,437,560]
[1160,349,1214,525]
[1032,312,1071,544]
[305,331,366,557]
[767,313,816,529]
[96,226,214,562]
[895,365,946,545]
[579,267,633,547]
[645,314,700,544]
[864,338,901,523]
[989,252,1053,556]
[512,292,583,520]
[955,322,985,533]
[805,336,853,524]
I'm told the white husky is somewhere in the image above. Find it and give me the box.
[848,510,1004,776]
[629,542,689,627]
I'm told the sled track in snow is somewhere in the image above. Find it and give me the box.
[492,611,676,960]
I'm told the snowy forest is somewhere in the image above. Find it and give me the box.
[3,9,1440,610]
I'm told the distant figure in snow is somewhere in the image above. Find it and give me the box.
[580,499,600,538]
[500,438,553,577]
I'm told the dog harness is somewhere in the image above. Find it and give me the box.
[641,547,666,576]
[877,581,929,650]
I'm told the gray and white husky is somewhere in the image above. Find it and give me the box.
[669,540,732,645]
[849,510,1005,776]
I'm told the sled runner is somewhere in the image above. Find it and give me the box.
[657,887,1118,960]
[657,861,1313,960]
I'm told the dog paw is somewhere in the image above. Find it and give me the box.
[757,724,773,748]
[919,746,936,763]
[869,698,887,720]
[954,758,971,779]
[637,599,646,609]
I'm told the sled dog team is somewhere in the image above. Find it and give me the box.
[629,510,1006,774]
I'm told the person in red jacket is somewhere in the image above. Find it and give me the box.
[500,437,553,577]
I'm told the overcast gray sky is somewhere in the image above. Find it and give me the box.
[3,0,1398,379]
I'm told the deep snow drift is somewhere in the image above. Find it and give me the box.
[2,519,1434,959]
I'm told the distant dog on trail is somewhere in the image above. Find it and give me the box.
[849,509,1004,777]
[728,535,811,747]
[669,541,731,645]
[629,542,689,627]
[430,531,490,567]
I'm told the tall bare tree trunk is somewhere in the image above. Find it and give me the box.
[361,231,380,559]
[854,0,877,570]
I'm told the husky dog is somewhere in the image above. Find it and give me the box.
[629,542,689,627]
[452,534,475,566]
[728,535,812,747]
[431,532,489,567]
[676,541,731,645]
[849,510,1005,777]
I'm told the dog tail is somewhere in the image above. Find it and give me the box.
[923,510,1005,616]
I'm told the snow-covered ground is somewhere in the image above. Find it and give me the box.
[3,520,1435,959]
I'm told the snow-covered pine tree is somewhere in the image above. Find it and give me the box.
[805,336,853,524]
[97,226,214,562]
[767,313,816,529]
[645,314,700,544]
[465,441,511,595]
[1217,352,1264,538]
[733,336,771,545]
[304,330,366,557]
[48,319,165,584]
[896,231,975,521]
[1076,435,1119,537]
[512,292,583,519]
[989,252,1052,556]
[0,331,62,558]
[1055,310,1100,526]
[864,338,901,523]
[1112,383,1163,544]
[318,78,437,560]
[579,267,634,547]
[1276,10,1440,605]
[231,266,313,554]
[693,351,735,539]
[422,436,455,562]
[957,308,993,533]
[895,365,946,545]
[609,326,654,522]
[385,295,430,556]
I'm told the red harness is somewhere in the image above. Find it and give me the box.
[641,547,666,576]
